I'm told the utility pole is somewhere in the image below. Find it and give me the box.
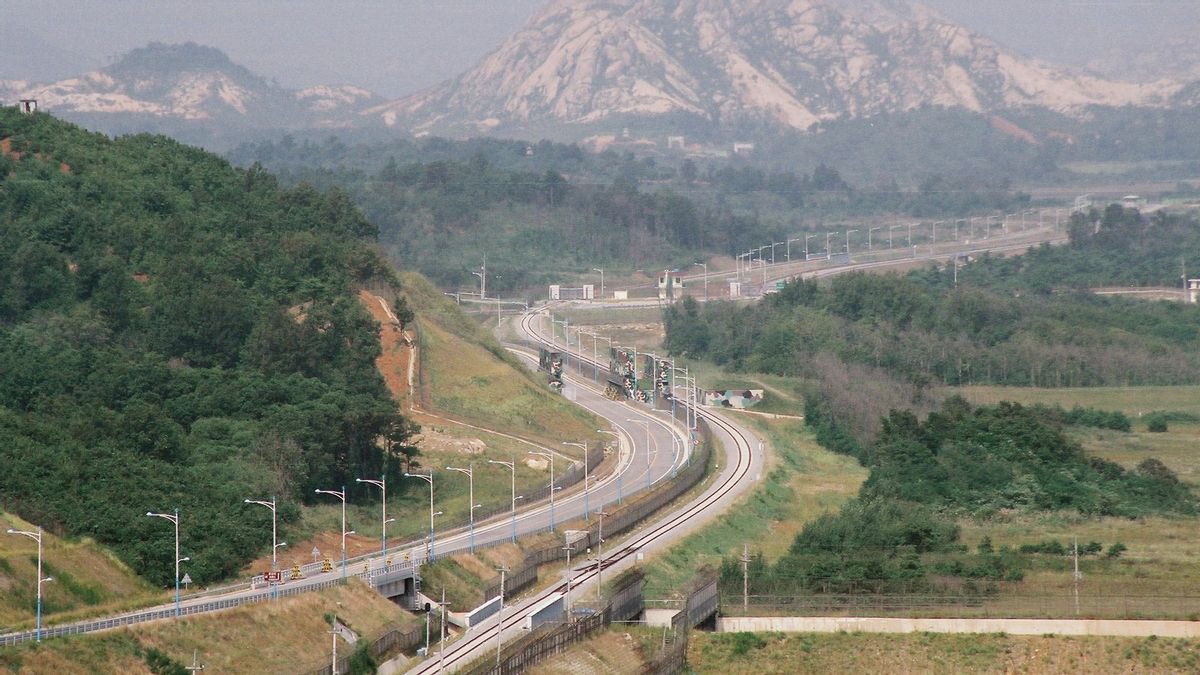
[1073,536,1082,617]
[439,589,449,671]
[740,543,751,611]
[329,614,339,675]
[562,534,575,617]
[595,511,609,601]
[185,650,205,672]
[495,565,509,665]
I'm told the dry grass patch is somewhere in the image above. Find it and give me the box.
[953,385,1200,417]
[0,512,160,630]
[0,580,413,675]
[526,629,647,675]
[690,632,1200,674]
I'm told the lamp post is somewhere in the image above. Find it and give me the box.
[626,418,652,491]
[488,458,519,543]
[786,236,802,262]
[845,229,858,257]
[404,472,436,559]
[591,268,604,298]
[869,227,881,250]
[528,451,556,530]
[445,463,480,552]
[472,261,486,300]
[244,497,279,598]
[906,222,914,247]
[7,527,51,640]
[146,509,182,617]
[825,232,835,260]
[889,224,900,248]
[355,476,387,560]
[771,242,784,264]
[563,441,590,518]
[804,234,816,260]
[313,488,347,578]
[596,429,622,505]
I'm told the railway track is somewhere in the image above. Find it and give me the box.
[405,311,759,673]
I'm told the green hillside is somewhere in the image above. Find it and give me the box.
[0,109,414,586]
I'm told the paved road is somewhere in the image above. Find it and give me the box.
[402,307,766,674]
[0,313,692,647]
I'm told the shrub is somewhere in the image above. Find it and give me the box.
[1146,414,1169,432]
[1106,542,1128,559]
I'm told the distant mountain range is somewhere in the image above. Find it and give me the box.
[3,2,1198,146]
[0,43,383,140]
[369,0,1195,137]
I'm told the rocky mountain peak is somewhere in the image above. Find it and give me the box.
[368,0,1185,137]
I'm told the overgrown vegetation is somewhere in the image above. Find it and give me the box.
[0,109,416,585]
[721,397,1193,595]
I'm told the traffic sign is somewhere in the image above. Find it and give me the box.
[263,571,282,583]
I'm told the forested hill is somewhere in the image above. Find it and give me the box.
[0,109,410,584]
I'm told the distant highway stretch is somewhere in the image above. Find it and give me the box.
[402,308,764,673]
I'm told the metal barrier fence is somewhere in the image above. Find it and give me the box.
[460,566,646,675]
[305,621,425,675]
[471,414,715,607]
[720,593,1200,620]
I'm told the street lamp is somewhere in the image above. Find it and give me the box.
[404,472,436,559]
[626,418,652,491]
[591,268,604,298]
[313,487,347,578]
[889,224,901,248]
[869,227,881,250]
[825,232,835,260]
[845,229,858,256]
[244,497,279,598]
[7,527,51,640]
[527,451,556,531]
[355,476,387,560]
[146,509,182,617]
[906,223,914,247]
[488,458,519,543]
[445,463,479,552]
[771,241,784,264]
[804,234,816,260]
[563,441,590,518]
[786,236,802,262]
[596,429,622,505]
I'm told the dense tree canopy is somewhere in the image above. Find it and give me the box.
[0,109,412,584]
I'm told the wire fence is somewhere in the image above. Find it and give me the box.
[720,591,1200,621]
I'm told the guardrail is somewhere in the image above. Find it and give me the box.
[0,560,422,647]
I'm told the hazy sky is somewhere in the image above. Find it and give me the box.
[3,1,1196,97]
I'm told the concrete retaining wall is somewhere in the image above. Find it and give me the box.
[718,616,1200,638]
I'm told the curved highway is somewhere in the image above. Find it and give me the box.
[403,308,765,673]
[0,310,711,648]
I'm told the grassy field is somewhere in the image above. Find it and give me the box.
[1073,424,1200,484]
[953,385,1200,418]
[0,512,161,632]
[641,417,866,598]
[689,631,1200,674]
[0,579,414,674]
[526,629,648,675]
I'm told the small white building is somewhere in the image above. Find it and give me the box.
[1189,279,1200,305]
[658,271,685,302]
[549,284,594,301]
